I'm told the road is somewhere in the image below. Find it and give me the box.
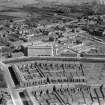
[0,62,23,105]
[2,56,105,64]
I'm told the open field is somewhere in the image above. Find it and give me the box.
[0,0,100,10]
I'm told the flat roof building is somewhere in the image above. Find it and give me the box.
[22,41,55,57]
[27,45,53,57]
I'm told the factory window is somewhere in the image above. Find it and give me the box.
[63,78,67,82]
[27,83,29,87]
[75,79,78,82]
[32,82,34,86]
[72,79,74,82]
[82,79,85,82]
[78,79,81,82]
[69,79,72,82]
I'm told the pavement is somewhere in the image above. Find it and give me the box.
[0,62,23,105]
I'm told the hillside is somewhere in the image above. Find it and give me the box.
[0,0,100,8]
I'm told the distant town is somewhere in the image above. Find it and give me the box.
[1,0,105,105]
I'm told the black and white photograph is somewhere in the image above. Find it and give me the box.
[0,0,105,105]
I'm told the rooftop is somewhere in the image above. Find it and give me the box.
[22,41,54,48]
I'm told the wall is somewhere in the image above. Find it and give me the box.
[28,47,53,56]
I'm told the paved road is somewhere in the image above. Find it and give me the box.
[0,62,23,105]
[2,56,105,64]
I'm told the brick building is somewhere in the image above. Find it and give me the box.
[22,42,54,57]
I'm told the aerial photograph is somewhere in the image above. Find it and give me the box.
[1,0,105,105]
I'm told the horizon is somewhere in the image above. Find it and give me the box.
[0,0,103,19]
